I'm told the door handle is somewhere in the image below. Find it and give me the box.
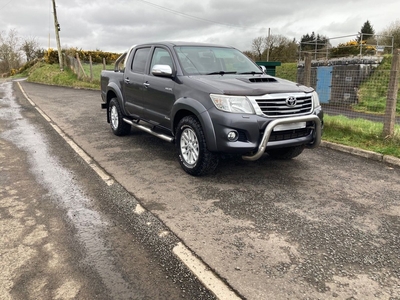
[143,82,150,88]
[124,78,130,83]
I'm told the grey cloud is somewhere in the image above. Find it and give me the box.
[0,0,398,53]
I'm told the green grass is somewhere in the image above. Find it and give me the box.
[275,63,297,82]
[80,62,114,83]
[353,55,400,114]
[24,61,115,90]
[323,114,400,158]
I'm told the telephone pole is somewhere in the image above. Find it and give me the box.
[52,0,63,71]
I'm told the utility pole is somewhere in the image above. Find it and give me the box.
[52,0,63,71]
[266,28,270,62]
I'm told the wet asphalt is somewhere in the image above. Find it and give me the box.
[1,80,400,299]
[0,80,216,300]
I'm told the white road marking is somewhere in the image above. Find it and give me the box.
[17,82,114,186]
[17,81,242,300]
[173,242,241,300]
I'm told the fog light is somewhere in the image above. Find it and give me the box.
[227,131,238,141]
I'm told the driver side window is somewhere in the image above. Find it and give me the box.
[150,48,173,71]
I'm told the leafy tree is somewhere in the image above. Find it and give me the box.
[300,32,329,51]
[357,20,375,43]
[330,40,375,58]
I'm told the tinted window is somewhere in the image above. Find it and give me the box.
[175,46,261,75]
[150,48,173,70]
[132,48,150,73]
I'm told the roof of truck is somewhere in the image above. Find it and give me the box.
[131,41,233,48]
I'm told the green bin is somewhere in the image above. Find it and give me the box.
[255,61,281,76]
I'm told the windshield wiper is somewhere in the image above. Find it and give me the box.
[237,71,264,75]
[206,71,237,75]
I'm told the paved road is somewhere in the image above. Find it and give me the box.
[0,80,217,300]
[4,80,400,299]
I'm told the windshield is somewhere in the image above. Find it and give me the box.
[174,46,262,75]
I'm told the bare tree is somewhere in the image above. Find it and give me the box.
[0,28,22,73]
[265,35,298,63]
[380,19,400,52]
[21,37,39,62]
[252,37,265,61]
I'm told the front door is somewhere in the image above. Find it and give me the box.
[142,47,176,129]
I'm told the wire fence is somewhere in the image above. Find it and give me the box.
[65,54,108,83]
[295,51,400,135]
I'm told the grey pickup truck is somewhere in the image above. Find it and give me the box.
[101,41,323,176]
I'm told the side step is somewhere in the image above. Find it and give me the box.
[123,118,174,143]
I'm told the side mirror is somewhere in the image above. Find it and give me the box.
[259,65,267,74]
[152,65,173,77]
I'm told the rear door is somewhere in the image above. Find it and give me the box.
[123,47,151,117]
[141,47,176,129]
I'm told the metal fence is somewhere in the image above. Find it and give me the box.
[296,51,400,135]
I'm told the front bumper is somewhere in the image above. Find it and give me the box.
[206,106,323,159]
[242,114,321,161]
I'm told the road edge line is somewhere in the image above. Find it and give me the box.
[17,81,114,186]
[16,81,242,299]
[173,242,242,300]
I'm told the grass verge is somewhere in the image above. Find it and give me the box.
[25,61,100,90]
[323,114,400,158]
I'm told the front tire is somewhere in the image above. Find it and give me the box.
[267,145,305,160]
[176,116,219,176]
[108,98,130,136]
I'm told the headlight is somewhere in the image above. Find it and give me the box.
[210,94,255,114]
[312,91,321,108]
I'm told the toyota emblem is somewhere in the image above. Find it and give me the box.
[286,96,297,107]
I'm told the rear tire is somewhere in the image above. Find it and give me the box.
[176,116,219,176]
[109,98,130,136]
[267,145,305,160]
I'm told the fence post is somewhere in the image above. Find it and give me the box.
[103,58,106,70]
[383,49,400,137]
[75,54,80,79]
[75,53,87,79]
[304,53,312,87]
[89,55,93,82]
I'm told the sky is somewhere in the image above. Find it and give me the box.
[0,0,398,54]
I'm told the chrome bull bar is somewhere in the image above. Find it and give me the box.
[242,115,322,161]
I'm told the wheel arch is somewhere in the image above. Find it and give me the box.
[172,98,218,152]
[105,82,125,123]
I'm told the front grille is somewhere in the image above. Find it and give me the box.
[251,93,313,117]
[269,127,312,142]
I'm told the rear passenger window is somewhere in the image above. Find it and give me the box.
[132,48,150,73]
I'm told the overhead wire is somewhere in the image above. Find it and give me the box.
[0,0,14,10]
[135,0,262,30]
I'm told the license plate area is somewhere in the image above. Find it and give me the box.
[273,122,306,132]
